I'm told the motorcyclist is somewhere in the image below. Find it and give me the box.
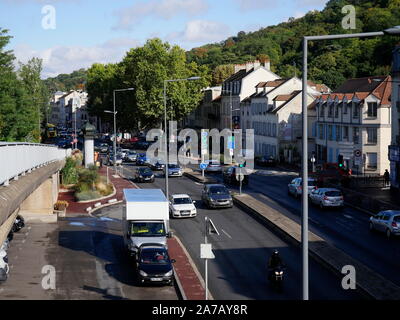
[268,250,284,280]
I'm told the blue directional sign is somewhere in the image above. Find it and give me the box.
[200,163,208,170]
[227,136,235,149]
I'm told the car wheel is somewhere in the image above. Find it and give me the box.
[386,228,391,239]
[369,222,375,232]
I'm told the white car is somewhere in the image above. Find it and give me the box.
[287,177,317,198]
[205,160,222,173]
[169,194,197,218]
[309,188,344,209]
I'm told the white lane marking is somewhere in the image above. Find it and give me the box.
[343,214,353,220]
[221,229,232,239]
[195,182,203,186]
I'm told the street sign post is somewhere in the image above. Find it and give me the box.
[200,162,208,178]
[202,217,219,300]
[236,169,244,194]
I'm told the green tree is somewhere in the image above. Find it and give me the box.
[212,64,234,85]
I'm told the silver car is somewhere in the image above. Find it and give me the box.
[205,160,222,173]
[369,210,400,238]
[287,178,317,198]
[309,188,344,209]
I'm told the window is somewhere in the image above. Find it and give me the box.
[328,125,333,141]
[268,123,271,136]
[336,125,341,141]
[344,102,348,114]
[318,124,324,139]
[353,127,360,144]
[367,102,378,118]
[366,153,377,170]
[272,124,276,137]
[319,104,324,117]
[328,104,333,117]
[367,128,377,144]
[343,126,349,141]
[353,103,360,119]
[335,105,339,118]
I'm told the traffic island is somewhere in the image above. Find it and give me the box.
[233,193,400,300]
[183,168,218,184]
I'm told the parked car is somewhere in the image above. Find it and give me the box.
[134,167,155,183]
[256,155,276,167]
[150,159,166,171]
[205,160,222,173]
[309,188,344,209]
[202,184,233,209]
[169,194,197,218]
[135,244,175,286]
[167,164,183,177]
[222,166,249,185]
[120,149,130,159]
[369,210,400,238]
[108,153,123,166]
[99,143,109,153]
[125,150,138,162]
[287,177,317,198]
[136,153,148,166]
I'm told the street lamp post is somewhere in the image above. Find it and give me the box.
[163,76,201,200]
[301,26,400,300]
[108,88,134,173]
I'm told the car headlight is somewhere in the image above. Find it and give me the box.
[164,270,173,277]
[139,270,148,277]
[151,175,154,178]
[210,199,217,203]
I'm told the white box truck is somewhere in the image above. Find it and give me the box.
[123,188,171,257]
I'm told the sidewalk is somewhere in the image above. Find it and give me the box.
[57,165,207,300]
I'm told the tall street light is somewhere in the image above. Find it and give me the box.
[164,76,201,200]
[301,26,400,300]
[109,88,134,173]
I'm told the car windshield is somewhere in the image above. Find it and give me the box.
[393,216,400,223]
[128,151,136,155]
[209,186,228,194]
[140,250,169,264]
[130,222,166,237]
[168,164,179,168]
[208,161,220,166]
[300,180,316,186]
[173,197,192,204]
[139,168,152,174]
[325,191,342,197]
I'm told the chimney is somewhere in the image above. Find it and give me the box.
[262,59,270,71]
[234,63,246,73]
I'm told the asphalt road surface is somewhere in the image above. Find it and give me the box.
[122,162,362,300]
[0,213,178,300]
[204,165,400,288]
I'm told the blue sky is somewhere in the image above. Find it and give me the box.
[0,0,328,78]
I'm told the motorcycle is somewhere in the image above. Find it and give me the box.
[0,249,9,282]
[12,215,25,233]
[268,266,284,291]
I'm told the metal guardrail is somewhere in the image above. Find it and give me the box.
[0,142,71,186]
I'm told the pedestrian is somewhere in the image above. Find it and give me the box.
[384,169,390,187]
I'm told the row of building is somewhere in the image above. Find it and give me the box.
[49,90,101,131]
[183,57,397,182]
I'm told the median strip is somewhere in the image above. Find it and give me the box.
[233,192,400,300]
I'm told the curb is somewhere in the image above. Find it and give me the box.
[232,193,400,300]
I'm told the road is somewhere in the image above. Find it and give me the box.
[0,213,178,300]
[204,165,400,288]
[122,162,362,300]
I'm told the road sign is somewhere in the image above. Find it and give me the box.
[310,156,316,163]
[200,163,208,170]
[354,149,362,157]
[200,244,215,259]
[236,173,244,182]
[227,136,235,149]
[201,130,208,155]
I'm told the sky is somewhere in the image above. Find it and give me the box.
[0,0,328,78]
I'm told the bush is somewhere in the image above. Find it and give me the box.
[61,157,78,185]
[75,190,102,202]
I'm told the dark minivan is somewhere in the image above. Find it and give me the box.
[136,244,175,286]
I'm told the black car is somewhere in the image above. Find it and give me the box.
[150,160,165,171]
[201,184,233,209]
[222,166,249,186]
[136,244,175,286]
[256,155,276,167]
[134,167,155,183]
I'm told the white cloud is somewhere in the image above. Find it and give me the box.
[113,0,208,30]
[295,0,327,6]
[168,20,230,43]
[13,38,140,78]
[235,0,273,11]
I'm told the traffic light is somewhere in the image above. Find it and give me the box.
[338,154,344,167]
